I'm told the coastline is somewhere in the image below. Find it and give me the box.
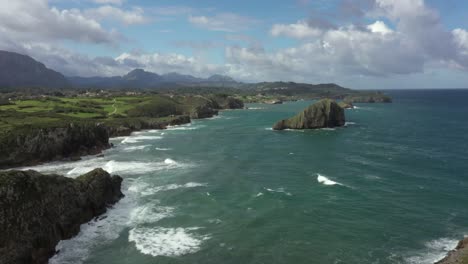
[436,237,468,264]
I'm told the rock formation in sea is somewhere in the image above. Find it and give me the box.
[0,168,124,264]
[435,237,468,264]
[343,93,392,103]
[338,101,354,109]
[273,99,345,130]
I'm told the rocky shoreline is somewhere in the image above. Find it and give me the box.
[0,168,124,264]
[0,115,191,169]
[436,237,468,264]
[0,95,244,170]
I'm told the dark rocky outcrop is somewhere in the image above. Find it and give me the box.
[338,101,354,109]
[0,123,110,169]
[0,50,69,90]
[190,104,219,119]
[105,115,191,137]
[435,237,468,264]
[0,169,123,264]
[212,96,244,109]
[344,93,392,103]
[273,99,345,130]
[0,116,191,169]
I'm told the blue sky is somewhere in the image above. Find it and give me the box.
[1,0,468,89]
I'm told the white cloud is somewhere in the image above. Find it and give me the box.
[367,20,393,35]
[85,5,149,25]
[92,0,124,5]
[453,29,468,55]
[114,52,224,77]
[271,20,322,39]
[188,13,257,32]
[0,0,119,44]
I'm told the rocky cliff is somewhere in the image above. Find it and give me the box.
[273,99,345,130]
[0,123,110,169]
[104,115,191,137]
[435,237,468,264]
[0,169,123,264]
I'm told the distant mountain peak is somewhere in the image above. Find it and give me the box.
[207,74,236,83]
[0,50,69,90]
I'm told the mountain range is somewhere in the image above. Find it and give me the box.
[69,69,240,89]
[0,50,239,90]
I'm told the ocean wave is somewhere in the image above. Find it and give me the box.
[64,159,189,177]
[128,227,209,257]
[122,145,151,152]
[265,187,292,196]
[405,237,459,264]
[49,180,138,264]
[284,129,305,132]
[140,182,207,196]
[121,135,162,144]
[166,123,205,131]
[129,204,174,224]
[317,174,343,186]
[345,122,357,126]
[155,147,171,151]
[247,107,265,110]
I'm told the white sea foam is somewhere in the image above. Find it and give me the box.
[64,159,188,177]
[255,192,264,197]
[345,122,356,126]
[122,145,150,152]
[121,135,162,144]
[405,237,460,264]
[166,124,205,131]
[284,129,305,132]
[141,182,207,196]
[247,107,265,110]
[265,187,292,196]
[128,227,209,257]
[317,174,342,186]
[164,158,176,165]
[50,180,138,264]
[129,204,174,224]
[155,147,171,151]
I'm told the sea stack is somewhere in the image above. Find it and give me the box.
[273,99,345,130]
[0,168,124,264]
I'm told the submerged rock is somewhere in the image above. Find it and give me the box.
[273,99,345,130]
[0,168,123,264]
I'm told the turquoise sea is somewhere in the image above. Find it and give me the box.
[27,89,468,264]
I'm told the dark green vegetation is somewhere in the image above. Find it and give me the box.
[0,168,123,264]
[273,99,345,130]
[0,94,243,168]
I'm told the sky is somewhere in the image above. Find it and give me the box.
[0,0,468,89]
